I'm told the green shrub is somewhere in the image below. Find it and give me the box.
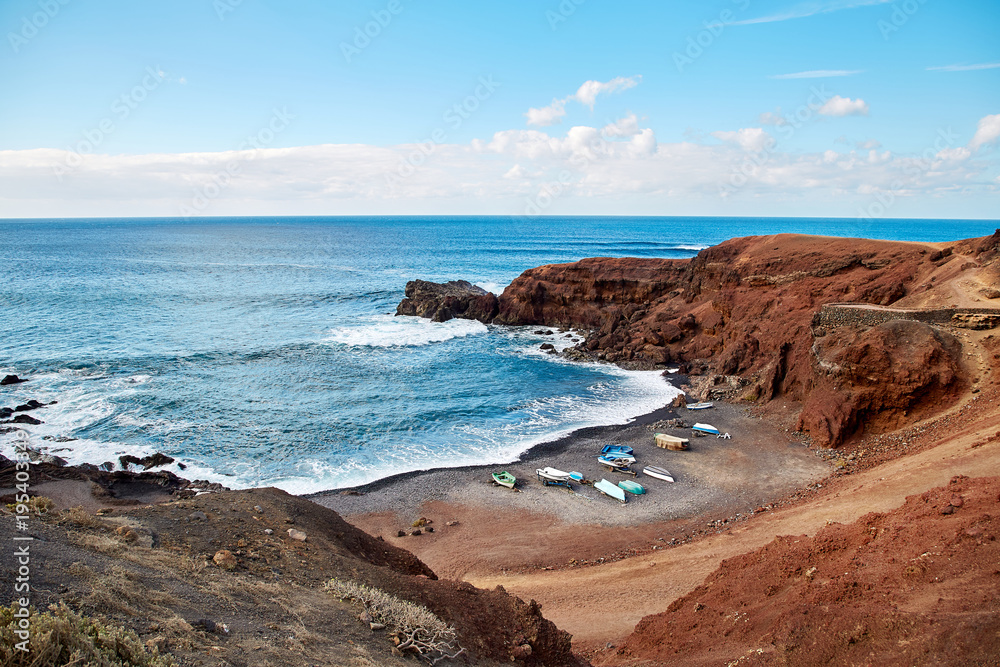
[0,602,175,666]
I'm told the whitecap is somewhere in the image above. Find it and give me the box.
[324,315,487,348]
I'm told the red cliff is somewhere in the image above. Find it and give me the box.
[492,232,1000,447]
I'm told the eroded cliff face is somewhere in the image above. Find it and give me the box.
[400,232,1000,447]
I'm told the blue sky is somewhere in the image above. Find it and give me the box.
[0,0,998,218]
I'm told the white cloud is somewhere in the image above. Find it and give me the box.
[927,62,1000,72]
[857,139,881,150]
[601,113,641,137]
[524,76,641,126]
[711,128,773,152]
[770,70,863,79]
[1,114,996,218]
[818,95,869,117]
[525,99,566,127]
[732,0,892,25]
[571,76,641,109]
[758,111,788,126]
[970,114,1000,150]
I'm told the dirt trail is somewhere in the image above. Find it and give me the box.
[468,417,1000,649]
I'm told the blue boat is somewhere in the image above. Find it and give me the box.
[692,423,721,435]
[597,455,636,475]
[601,444,634,457]
[594,478,627,503]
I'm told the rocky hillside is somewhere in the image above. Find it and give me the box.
[606,475,1000,667]
[0,477,585,666]
[399,231,1000,447]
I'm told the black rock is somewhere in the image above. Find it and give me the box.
[540,343,556,351]
[10,415,42,425]
[139,453,175,470]
[0,408,11,419]
[99,461,115,471]
[119,455,142,469]
[14,400,45,412]
[1,375,26,386]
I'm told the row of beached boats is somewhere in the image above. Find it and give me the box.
[491,444,677,505]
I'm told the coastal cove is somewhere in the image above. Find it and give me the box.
[2,216,997,496]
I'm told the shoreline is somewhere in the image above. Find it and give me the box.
[305,373,688,501]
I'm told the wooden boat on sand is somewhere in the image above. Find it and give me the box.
[643,465,675,483]
[692,423,721,435]
[601,444,634,457]
[686,402,714,410]
[597,455,636,475]
[654,433,689,450]
[491,471,516,488]
[595,478,627,504]
[618,479,645,495]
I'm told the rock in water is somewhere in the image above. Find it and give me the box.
[395,279,499,323]
[1,375,26,386]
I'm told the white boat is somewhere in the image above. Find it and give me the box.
[536,467,573,487]
[686,402,714,410]
[643,466,675,483]
[594,478,627,503]
[692,423,720,435]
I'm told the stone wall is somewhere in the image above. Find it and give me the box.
[814,303,1000,330]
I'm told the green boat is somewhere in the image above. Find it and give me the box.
[491,471,516,489]
[618,479,646,495]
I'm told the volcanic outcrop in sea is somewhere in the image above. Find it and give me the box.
[398,231,1000,447]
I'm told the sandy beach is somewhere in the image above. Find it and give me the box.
[312,385,833,580]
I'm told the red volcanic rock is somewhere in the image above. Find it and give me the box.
[611,476,1000,667]
[490,233,1000,446]
[798,320,965,446]
[396,279,499,323]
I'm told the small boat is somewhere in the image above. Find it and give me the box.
[491,471,516,488]
[594,478,627,504]
[692,423,721,435]
[643,466,675,483]
[536,467,573,487]
[654,433,689,450]
[618,479,645,495]
[568,471,585,482]
[601,444,634,457]
[597,456,636,475]
[686,402,714,410]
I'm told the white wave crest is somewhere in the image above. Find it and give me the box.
[325,315,487,348]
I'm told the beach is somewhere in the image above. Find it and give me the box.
[313,392,832,580]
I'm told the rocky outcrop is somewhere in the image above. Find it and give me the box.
[798,321,965,446]
[396,279,499,323]
[0,374,27,385]
[401,233,1000,447]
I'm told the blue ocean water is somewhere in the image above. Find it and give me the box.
[1,216,996,493]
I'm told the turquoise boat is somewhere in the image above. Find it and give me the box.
[601,444,634,457]
[618,479,645,495]
[594,478,627,504]
[692,423,720,435]
[491,471,516,489]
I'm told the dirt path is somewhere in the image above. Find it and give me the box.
[467,419,1000,650]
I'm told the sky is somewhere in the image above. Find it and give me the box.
[0,0,998,219]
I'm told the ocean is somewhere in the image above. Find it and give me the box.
[1,216,996,494]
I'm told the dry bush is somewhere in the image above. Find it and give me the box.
[0,601,176,666]
[59,506,106,530]
[325,579,464,665]
[84,566,178,617]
